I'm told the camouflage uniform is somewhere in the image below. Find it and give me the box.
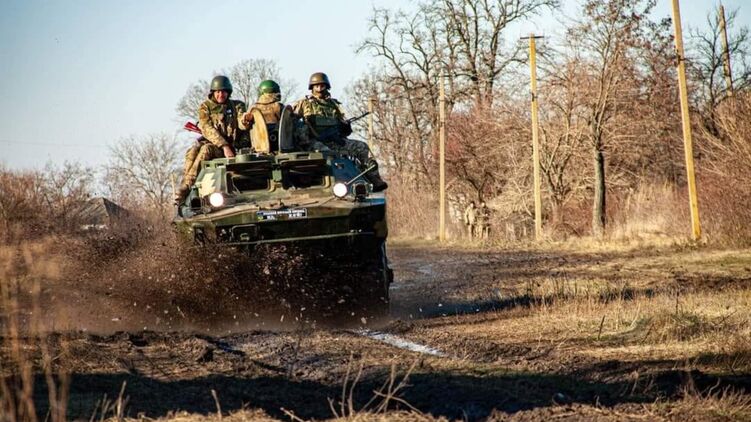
[181,97,248,189]
[477,202,491,239]
[294,72,387,191]
[292,94,371,161]
[463,202,478,239]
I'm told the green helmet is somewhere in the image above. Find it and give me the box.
[209,75,233,95]
[308,72,331,90]
[258,80,281,95]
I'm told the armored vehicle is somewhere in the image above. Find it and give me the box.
[173,111,391,315]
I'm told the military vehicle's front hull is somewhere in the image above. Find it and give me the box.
[173,198,386,246]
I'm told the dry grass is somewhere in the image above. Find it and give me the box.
[408,246,751,378]
[658,384,751,421]
[0,239,71,422]
[500,281,750,361]
[384,181,440,240]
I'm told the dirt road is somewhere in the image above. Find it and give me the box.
[10,241,751,420]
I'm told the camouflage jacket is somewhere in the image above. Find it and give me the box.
[198,98,247,148]
[477,205,490,223]
[292,94,346,136]
[463,206,477,225]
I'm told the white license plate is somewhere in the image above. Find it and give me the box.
[256,208,308,221]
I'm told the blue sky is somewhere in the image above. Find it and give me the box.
[0,0,748,170]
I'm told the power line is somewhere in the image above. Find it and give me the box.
[0,139,109,149]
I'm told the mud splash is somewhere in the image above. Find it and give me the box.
[38,223,388,334]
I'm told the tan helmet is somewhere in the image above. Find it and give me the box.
[308,72,331,90]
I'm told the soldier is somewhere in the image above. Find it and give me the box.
[477,201,491,239]
[463,201,477,239]
[176,75,248,203]
[293,72,388,192]
[241,80,285,151]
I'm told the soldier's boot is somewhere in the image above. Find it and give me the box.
[364,160,388,192]
[174,185,190,205]
[368,172,389,192]
[174,176,195,205]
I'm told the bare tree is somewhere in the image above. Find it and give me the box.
[355,5,448,187]
[104,134,181,211]
[689,6,751,134]
[0,163,95,240]
[440,0,559,106]
[0,166,43,239]
[176,80,210,122]
[354,0,556,190]
[537,57,590,226]
[227,59,300,105]
[175,59,299,122]
[565,0,661,236]
[38,162,95,224]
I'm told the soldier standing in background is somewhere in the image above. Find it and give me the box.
[293,72,388,192]
[478,201,491,239]
[463,201,477,239]
[175,75,248,204]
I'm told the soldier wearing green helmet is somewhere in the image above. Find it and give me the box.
[176,75,249,203]
[293,72,388,192]
[241,80,285,150]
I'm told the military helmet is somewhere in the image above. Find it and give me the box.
[308,72,331,90]
[258,80,281,95]
[209,75,233,95]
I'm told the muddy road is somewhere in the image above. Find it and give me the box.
[7,240,751,420]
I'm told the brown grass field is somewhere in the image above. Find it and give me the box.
[1,233,750,421]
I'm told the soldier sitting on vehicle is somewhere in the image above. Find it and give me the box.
[241,80,288,152]
[175,75,249,204]
[293,72,388,192]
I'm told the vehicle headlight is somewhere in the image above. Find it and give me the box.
[333,182,348,198]
[208,192,225,207]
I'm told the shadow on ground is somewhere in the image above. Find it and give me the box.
[34,361,749,421]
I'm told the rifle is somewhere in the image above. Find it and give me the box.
[311,111,370,146]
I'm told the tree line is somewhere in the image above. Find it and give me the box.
[2,0,749,244]
[348,0,751,241]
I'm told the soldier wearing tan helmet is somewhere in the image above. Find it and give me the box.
[176,75,249,203]
[293,72,388,192]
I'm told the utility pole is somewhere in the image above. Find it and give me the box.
[368,97,375,149]
[439,69,447,242]
[521,34,544,242]
[671,0,702,241]
[719,4,734,97]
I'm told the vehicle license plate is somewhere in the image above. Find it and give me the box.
[256,208,308,221]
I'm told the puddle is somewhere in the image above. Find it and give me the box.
[354,329,446,357]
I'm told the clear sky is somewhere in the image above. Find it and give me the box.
[1,0,748,170]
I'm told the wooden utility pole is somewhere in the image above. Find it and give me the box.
[671,0,702,241]
[439,69,447,242]
[719,4,734,97]
[522,34,544,241]
[368,97,375,149]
